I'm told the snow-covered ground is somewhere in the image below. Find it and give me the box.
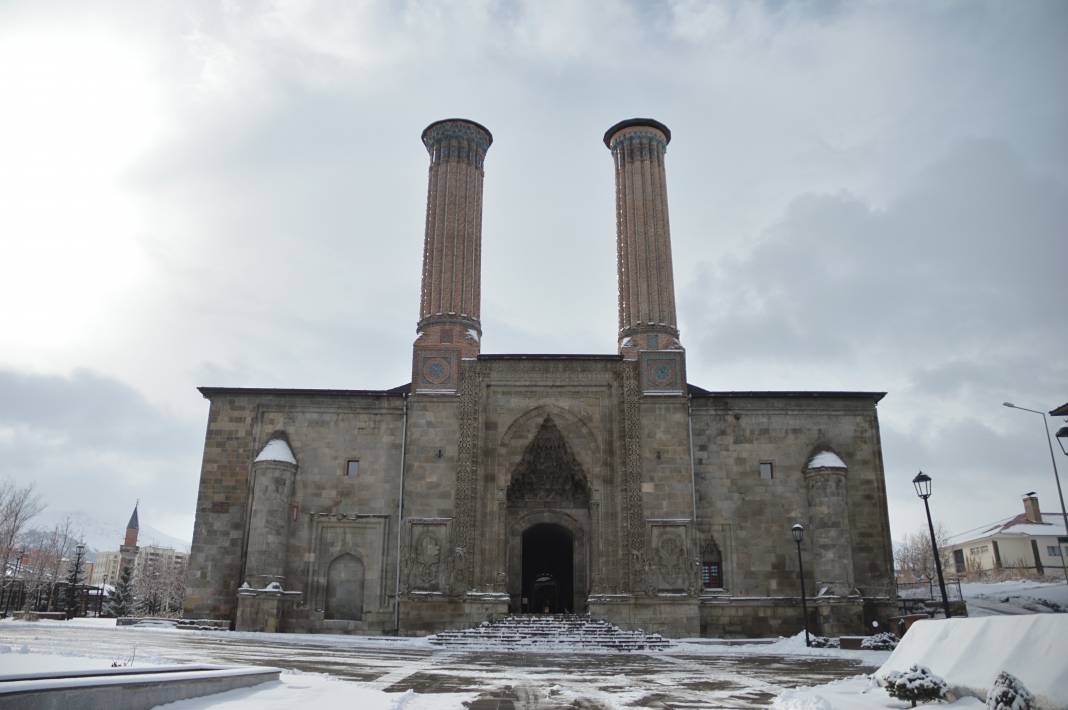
[0,618,888,708]
[960,578,1068,615]
[5,603,1065,709]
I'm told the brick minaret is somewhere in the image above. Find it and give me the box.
[412,118,493,392]
[604,119,681,359]
[119,501,139,573]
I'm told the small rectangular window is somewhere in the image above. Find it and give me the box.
[1048,545,1062,557]
[346,460,360,478]
[759,462,773,480]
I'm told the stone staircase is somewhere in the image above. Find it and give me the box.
[428,614,671,652]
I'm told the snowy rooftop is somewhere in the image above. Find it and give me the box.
[254,438,296,464]
[806,451,847,469]
[947,512,1068,546]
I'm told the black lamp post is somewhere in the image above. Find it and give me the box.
[3,548,25,618]
[1004,403,1068,586]
[791,523,810,646]
[912,471,952,618]
[66,543,86,619]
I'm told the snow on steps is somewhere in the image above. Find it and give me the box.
[429,613,671,652]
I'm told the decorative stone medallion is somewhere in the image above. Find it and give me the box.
[413,350,459,392]
[639,350,685,394]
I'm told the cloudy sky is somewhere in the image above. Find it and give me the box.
[1,1,1065,549]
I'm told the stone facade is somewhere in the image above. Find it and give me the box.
[184,118,897,638]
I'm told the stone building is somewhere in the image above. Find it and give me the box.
[184,118,896,637]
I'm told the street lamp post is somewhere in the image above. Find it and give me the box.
[3,549,24,618]
[791,523,810,646]
[1004,403,1068,586]
[912,472,952,618]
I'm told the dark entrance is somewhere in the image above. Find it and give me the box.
[521,523,573,613]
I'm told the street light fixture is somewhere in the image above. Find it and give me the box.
[791,523,810,647]
[1056,426,1068,457]
[1003,402,1068,586]
[912,471,952,618]
[3,548,25,618]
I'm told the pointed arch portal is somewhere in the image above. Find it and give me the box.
[505,413,592,614]
[522,523,574,613]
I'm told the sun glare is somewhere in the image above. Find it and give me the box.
[0,30,162,351]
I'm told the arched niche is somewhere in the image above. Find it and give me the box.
[325,553,365,621]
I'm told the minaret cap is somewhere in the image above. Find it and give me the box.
[421,118,493,148]
[603,118,672,148]
[126,502,139,531]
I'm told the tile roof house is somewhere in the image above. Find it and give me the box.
[944,494,1068,578]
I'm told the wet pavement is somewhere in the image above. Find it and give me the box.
[0,622,881,708]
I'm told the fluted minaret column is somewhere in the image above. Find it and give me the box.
[604,118,681,358]
[413,118,492,392]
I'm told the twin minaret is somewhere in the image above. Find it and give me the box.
[413,118,681,390]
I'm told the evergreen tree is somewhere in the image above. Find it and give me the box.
[105,564,135,618]
[64,543,86,619]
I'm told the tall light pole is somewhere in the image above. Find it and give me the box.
[912,472,952,618]
[1004,402,1068,586]
[791,523,810,646]
[3,548,24,618]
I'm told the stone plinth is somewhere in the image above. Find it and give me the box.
[235,586,302,633]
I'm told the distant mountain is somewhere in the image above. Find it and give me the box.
[28,509,191,558]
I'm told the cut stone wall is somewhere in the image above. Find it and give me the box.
[689,394,894,604]
[186,377,895,639]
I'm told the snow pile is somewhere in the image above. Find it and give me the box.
[877,616,1068,708]
[807,451,847,469]
[255,439,296,464]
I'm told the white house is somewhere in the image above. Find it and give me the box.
[944,494,1068,578]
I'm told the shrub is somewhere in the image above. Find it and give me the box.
[882,664,948,707]
[986,671,1034,710]
[861,632,900,650]
[808,636,839,648]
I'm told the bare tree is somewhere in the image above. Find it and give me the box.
[894,522,952,582]
[19,517,76,611]
[0,479,45,582]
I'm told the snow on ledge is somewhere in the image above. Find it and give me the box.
[807,451,847,469]
[255,438,296,464]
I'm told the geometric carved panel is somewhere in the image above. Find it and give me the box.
[639,350,685,395]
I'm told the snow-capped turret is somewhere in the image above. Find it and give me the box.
[255,437,297,464]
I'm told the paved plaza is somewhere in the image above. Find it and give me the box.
[0,622,882,708]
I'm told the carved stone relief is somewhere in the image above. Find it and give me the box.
[621,364,644,590]
[648,522,695,594]
[404,520,448,593]
[506,415,591,509]
[451,364,483,594]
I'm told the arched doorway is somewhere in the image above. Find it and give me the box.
[522,523,573,613]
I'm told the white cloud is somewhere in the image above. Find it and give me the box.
[0,0,1065,544]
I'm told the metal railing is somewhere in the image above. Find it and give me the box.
[897,577,963,602]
